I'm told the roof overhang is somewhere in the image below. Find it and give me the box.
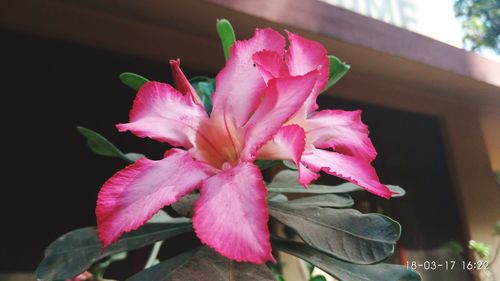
[1,0,499,110]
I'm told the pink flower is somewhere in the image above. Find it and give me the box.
[254,32,393,198]
[96,28,320,264]
[66,271,94,281]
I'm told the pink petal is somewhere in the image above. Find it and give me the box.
[285,31,329,113]
[252,50,289,84]
[306,109,377,162]
[96,149,213,248]
[211,28,285,128]
[116,81,207,148]
[193,163,274,264]
[240,71,319,162]
[169,59,202,104]
[257,125,319,186]
[301,148,393,198]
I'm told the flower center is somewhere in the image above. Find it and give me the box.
[194,117,243,169]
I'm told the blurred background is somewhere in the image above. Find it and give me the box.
[0,0,499,280]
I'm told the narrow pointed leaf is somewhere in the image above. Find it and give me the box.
[322,56,350,92]
[273,239,421,281]
[77,126,143,163]
[286,194,353,208]
[189,76,215,114]
[119,72,150,91]
[37,223,192,281]
[128,247,275,281]
[216,19,236,61]
[268,170,405,197]
[269,203,401,264]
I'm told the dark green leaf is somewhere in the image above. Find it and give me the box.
[126,249,198,281]
[171,194,199,218]
[269,203,401,264]
[77,126,143,163]
[322,56,350,92]
[268,170,405,197]
[216,19,236,61]
[286,194,354,208]
[256,160,281,170]
[128,247,275,281]
[37,223,192,281]
[282,160,298,170]
[189,76,215,114]
[309,276,328,281]
[268,193,288,203]
[273,239,421,281]
[119,72,149,91]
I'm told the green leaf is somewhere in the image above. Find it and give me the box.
[286,194,354,208]
[273,239,421,281]
[36,223,192,281]
[77,126,143,163]
[309,276,327,281]
[268,193,288,203]
[322,56,350,92]
[189,76,215,114]
[282,160,298,170]
[126,249,198,281]
[469,240,490,258]
[171,194,199,218]
[268,170,405,197]
[119,72,149,91]
[256,160,281,170]
[127,247,275,281]
[216,19,236,61]
[269,203,401,264]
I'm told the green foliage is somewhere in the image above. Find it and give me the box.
[127,247,275,281]
[454,0,500,53]
[269,202,401,264]
[77,126,144,163]
[119,72,150,91]
[469,240,491,258]
[273,239,421,281]
[216,19,236,61]
[189,76,215,114]
[446,240,465,254]
[267,170,406,197]
[36,223,192,281]
[323,56,350,92]
[286,194,354,208]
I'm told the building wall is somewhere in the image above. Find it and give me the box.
[331,71,500,280]
[481,111,500,171]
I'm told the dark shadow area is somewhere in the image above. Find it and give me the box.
[0,29,205,272]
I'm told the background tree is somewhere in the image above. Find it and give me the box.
[454,0,500,53]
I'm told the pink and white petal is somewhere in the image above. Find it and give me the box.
[211,28,285,128]
[306,109,377,162]
[193,163,274,264]
[252,50,289,84]
[285,31,329,113]
[96,149,213,248]
[257,125,318,186]
[301,148,393,199]
[240,71,319,162]
[116,81,207,148]
[169,59,202,104]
